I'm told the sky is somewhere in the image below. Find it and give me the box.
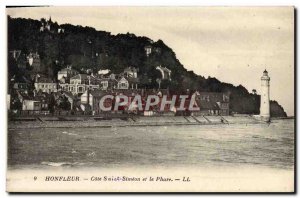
[6,6,294,116]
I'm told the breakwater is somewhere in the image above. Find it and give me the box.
[8,115,265,129]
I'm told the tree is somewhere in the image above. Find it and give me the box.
[11,98,22,110]
[57,96,71,110]
[7,16,288,117]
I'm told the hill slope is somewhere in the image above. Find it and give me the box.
[7,16,287,117]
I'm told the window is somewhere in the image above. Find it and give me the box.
[102,81,108,88]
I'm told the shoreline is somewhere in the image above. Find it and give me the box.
[8,121,226,129]
[7,115,281,129]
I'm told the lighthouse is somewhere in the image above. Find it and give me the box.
[260,70,270,122]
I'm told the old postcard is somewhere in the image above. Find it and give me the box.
[6,6,294,192]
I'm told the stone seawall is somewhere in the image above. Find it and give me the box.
[8,115,265,129]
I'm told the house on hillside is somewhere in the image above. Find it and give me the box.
[63,74,100,95]
[156,65,171,80]
[99,78,118,90]
[22,100,42,111]
[58,28,65,34]
[194,92,230,116]
[34,92,52,110]
[123,66,138,78]
[117,76,129,89]
[13,82,30,92]
[57,66,79,81]
[16,90,31,104]
[144,45,152,56]
[40,17,54,32]
[98,69,110,75]
[144,45,161,57]
[34,76,58,93]
[27,52,41,73]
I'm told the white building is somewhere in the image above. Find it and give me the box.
[100,79,109,90]
[34,77,58,93]
[260,70,270,122]
[58,28,65,34]
[123,66,137,78]
[98,69,110,75]
[156,65,171,80]
[117,77,129,89]
[144,45,152,56]
[60,74,100,95]
[22,100,42,111]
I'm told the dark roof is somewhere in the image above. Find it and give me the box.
[197,101,220,110]
[52,92,62,99]
[62,91,75,100]
[34,95,51,103]
[143,89,169,96]
[114,89,143,96]
[126,76,139,83]
[198,92,229,103]
[35,91,50,97]
[89,90,108,97]
[36,77,56,83]
[98,78,111,82]
[71,74,101,82]
[71,74,88,80]
[17,91,33,100]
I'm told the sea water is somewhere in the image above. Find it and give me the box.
[8,119,294,170]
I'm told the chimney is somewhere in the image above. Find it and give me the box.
[35,74,40,83]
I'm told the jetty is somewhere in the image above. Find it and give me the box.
[8,115,265,129]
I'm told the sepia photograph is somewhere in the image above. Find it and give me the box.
[5,6,295,192]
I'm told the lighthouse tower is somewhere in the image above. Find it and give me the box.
[260,70,270,122]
